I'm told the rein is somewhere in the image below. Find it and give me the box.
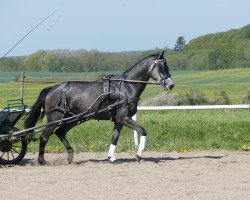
[103,78,161,85]
[103,59,164,85]
[104,58,171,86]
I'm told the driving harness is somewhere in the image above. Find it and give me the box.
[102,75,140,121]
[46,76,140,122]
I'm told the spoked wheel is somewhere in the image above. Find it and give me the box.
[0,127,27,165]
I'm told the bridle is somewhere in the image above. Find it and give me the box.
[148,58,171,86]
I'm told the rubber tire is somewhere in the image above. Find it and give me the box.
[0,127,27,165]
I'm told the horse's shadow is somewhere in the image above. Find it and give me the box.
[75,155,225,165]
[18,158,35,166]
[142,155,224,163]
[7,154,225,166]
[0,158,34,168]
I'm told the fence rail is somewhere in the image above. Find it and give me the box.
[137,104,250,110]
[132,104,250,147]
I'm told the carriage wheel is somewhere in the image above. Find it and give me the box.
[0,127,27,165]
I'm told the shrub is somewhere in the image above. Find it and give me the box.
[140,93,183,106]
[242,89,250,104]
[184,89,209,105]
[213,91,231,105]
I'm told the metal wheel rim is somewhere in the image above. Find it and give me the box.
[0,138,24,162]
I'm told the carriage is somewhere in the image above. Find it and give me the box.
[0,96,126,165]
[0,99,29,164]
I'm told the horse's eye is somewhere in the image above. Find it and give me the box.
[159,63,166,70]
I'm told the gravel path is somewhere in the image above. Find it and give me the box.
[0,151,249,200]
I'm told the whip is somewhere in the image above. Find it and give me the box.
[0,9,58,61]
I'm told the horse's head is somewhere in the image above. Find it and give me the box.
[149,51,174,90]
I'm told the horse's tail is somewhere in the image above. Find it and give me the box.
[24,86,53,129]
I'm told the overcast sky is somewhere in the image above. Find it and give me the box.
[1,0,250,56]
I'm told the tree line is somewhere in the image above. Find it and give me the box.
[169,24,250,70]
[1,24,249,72]
[0,49,159,72]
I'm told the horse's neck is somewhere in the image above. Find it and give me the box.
[125,58,153,81]
[123,57,154,98]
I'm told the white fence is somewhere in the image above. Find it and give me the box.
[132,104,250,146]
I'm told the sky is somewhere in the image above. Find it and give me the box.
[1,0,250,57]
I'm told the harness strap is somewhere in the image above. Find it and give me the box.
[102,76,116,121]
[103,76,111,94]
[46,82,75,117]
[127,97,140,104]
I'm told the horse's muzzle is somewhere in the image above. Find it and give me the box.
[160,77,174,91]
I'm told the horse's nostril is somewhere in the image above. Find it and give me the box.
[169,84,174,90]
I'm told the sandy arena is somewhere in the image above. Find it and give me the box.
[0,151,249,200]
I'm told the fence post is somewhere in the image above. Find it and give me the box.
[132,114,139,148]
[20,71,25,101]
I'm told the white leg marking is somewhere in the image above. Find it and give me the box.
[108,144,117,162]
[137,136,146,157]
[132,115,139,147]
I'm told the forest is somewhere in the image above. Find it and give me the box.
[0,24,250,72]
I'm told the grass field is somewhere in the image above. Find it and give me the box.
[15,109,249,153]
[140,68,250,104]
[1,69,250,153]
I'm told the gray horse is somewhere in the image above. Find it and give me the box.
[25,51,174,165]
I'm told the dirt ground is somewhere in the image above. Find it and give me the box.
[0,151,249,200]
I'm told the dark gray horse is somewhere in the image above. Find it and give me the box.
[25,51,174,165]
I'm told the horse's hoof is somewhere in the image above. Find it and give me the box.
[38,157,46,165]
[108,156,116,163]
[135,154,141,163]
[67,152,74,164]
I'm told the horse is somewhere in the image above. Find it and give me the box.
[24,50,174,165]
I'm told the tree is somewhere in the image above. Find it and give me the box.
[22,50,47,71]
[0,57,19,71]
[174,36,186,51]
[208,49,221,69]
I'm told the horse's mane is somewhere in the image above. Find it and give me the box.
[122,53,159,76]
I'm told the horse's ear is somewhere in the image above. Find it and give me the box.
[158,50,165,59]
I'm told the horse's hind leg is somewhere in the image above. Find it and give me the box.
[55,123,77,164]
[38,124,58,165]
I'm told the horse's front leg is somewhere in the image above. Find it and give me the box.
[121,117,146,162]
[108,123,123,162]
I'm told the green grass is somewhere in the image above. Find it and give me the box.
[15,109,249,153]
